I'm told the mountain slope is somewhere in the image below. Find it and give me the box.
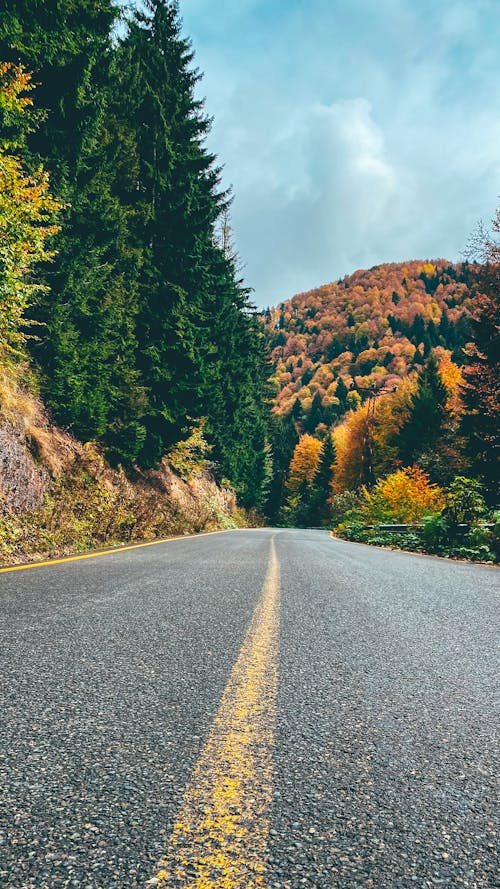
[264,260,478,424]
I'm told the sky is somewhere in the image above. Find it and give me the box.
[178,0,500,308]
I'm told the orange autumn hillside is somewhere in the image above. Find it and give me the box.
[263,260,478,423]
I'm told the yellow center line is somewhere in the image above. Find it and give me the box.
[151,537,281,889]
[0,530,230,575]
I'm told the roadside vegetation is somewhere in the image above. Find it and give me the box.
[335,474,499,564]
[0,2,271,506]
[0,370,249,566]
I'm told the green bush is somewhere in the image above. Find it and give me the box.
[336,520,367,542]
[421,514,450,555]
[450,543,495,563]
[444,477,487,525]
[489,514,500,561]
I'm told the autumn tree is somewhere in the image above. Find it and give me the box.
[264,260,476,422]
[282,433,322,526]
[371,378,415,478]
[0,63,61,362]
[360,466,445,524]
[332,404,371,493]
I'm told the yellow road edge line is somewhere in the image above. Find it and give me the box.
[151,537,281,889]
[0,530,231,575]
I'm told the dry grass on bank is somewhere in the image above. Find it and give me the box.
[0,370,247,566]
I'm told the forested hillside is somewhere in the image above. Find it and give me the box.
[0,0,271,512]
[264,260,475,424]
[263,257,499,560]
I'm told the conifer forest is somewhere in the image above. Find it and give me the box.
[0,0,498,563]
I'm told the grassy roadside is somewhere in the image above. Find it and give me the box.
[0,371,251,568]
[332,522,499,564]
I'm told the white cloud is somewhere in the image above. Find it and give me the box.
[179,0,500,306]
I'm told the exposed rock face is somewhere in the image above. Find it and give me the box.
[0,425,50,513]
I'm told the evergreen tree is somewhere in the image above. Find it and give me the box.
[427,319,438,347]
[311,433,336,526]
[411,314,426,346]
[335,376,348,412]
[461,268,500,503]
[202,300,272,508]
[396,353,449,468]
[291,396,302,422]
[107,0,214,461]
[266,412,300,522]
[1,0,272,506]
[112,1,271,501]
[1,0,146,460]
[304,391,324,433]
[439,307,450,343]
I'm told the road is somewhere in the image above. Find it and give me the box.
[0,529,498,888]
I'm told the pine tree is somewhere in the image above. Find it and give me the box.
[396,353,449,468]
[266,411,300,522]
[461,267,500,502]
[112,1,271,500]
[311,433,336,526]
[109,1,211,461]
[1,0,146,460]
[1,0,273,505]
[335,376,348,412]
[304,391,324,433]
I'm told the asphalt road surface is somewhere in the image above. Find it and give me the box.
[0,529,498,888]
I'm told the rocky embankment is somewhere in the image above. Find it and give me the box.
[0,372,245,566]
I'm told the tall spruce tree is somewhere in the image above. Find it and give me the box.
[1,0,146,460]
[111,1,271,504]
[109,1,213,463]
[266,411,300,522]
[396,352,449,468]
[461,267,500,503]
[311,433,336,526]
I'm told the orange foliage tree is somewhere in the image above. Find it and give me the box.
[0,63,62,361]
[286,434,323,494]
[331,350,465,495]
[332,404,371,493]
[371,378,415,478]
[436,349,464,416]
[282,433,323,526]
[360,467,446,524]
